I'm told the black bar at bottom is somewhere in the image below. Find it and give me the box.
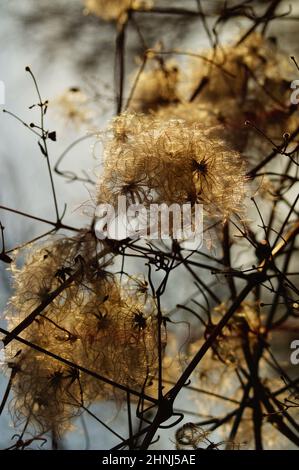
[0,450,297,467]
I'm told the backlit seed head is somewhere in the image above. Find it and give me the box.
[51,87,93,128]
[83,0,153,22]
[129,59,180,113]
[97,113,247,222]
[187,33,293,104]
[212,301,261,366]
[185,33,296,146]
[4,233,161,434]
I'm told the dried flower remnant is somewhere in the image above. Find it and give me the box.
[188,339,241,400]
[97,113,247,223]
[211,301,262,366]
[175,423,212,450]
[129,59,180,113]
[175,301,290,449]
[256,176,278,201]
[188,34,291,104]
[172,340,244,444]
[83,0,153,22]
[187,33,297,143]
[51,87,94,128]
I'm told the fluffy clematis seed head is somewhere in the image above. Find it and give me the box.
[83,0,153,22]
[129,59,180,113]
[4,233,161,435]
[97,113,247,224]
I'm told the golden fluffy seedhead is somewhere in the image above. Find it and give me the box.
[9,350,85,436]
[211,301,262,366]
[77,283,160,401]
[83,0,153,22]
[4,234,160,435]
[129,59,180,113]
[5,232,100,332]
[51,87,93,128]
[184,33,296,145]
[187,33,292,104]
[97,113,247,222]
[154,100,249,151]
